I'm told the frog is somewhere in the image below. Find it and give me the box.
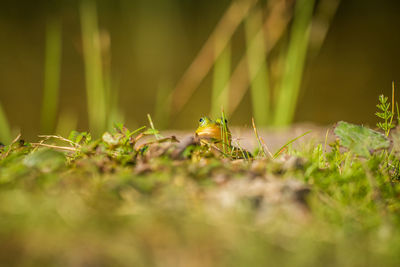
[195,116,253,159]
[195,116,231,148]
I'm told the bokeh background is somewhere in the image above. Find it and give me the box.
[0,0,400,141]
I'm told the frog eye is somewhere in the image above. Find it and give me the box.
[199,118,204,123]
[224,119,228,124]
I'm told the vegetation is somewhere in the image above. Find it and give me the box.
[1,92,400,266]
[0,0,341,142]
[1,1,398,266]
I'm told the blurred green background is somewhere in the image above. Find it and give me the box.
[0,0,399,140]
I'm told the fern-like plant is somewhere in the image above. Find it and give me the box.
[376,94,395,136]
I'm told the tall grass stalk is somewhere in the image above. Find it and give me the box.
[274,0,315,126]
[211,43,231,118]
[0,102,11,143]
[104,67,124,130]
[40,16,62,133]
[80,0,107,136]
[154,80,172,129]
[55,109,78,137]
[244,8,270,126]
[170,0,258,115]
[220,109,229,155]
[223,1,291,117]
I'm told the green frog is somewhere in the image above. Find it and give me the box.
[195,116,231,147]
[195,116,252,159]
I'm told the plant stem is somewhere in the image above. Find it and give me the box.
[274,0,315,126]
[41,16,62,133]
[80,0,107,136]
[245,8,270,126]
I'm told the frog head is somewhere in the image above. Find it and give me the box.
[195,116,231,146]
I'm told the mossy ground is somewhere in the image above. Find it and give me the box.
[1,124,400,267]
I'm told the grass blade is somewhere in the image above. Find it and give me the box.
[55,110,78,138]
[221,109,229,155]
[147,114,161,140]
[211,43,231,118]
[0,102,11,144]
[154,79,173,129]
[40,16,62,133]
[80,0,107,136]
[245,8,270,126]
[274,0,316,126]
[273,130,311,159]
[251,117,267,157]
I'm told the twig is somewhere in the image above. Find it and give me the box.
[31,143,77,152]
[2,133,22,158]
[38,135,81,147]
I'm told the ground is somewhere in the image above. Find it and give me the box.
[0,123,399,267]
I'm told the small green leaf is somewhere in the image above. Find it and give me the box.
[334,121,390,157]
[69,131,91,144]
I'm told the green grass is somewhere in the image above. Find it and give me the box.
[80,0,108,136]
[12,1,335,139]
[2,97,400,265]
[211,43,231,118]
[172,0,338,127]
[244,7,270,126]
[274,0,316,126]
[0,102,11,144]
[0,2,393,265]
[40,16,62,134]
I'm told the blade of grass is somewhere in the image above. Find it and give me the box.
[221,109,229,155]
[105,73,124,130]
[80,0,107,136]
[154,79,173,129]
[389,81,395,130]
[99,30,123,130]
[40,16,62,133]
[55,109,78,138]
[392,81,395,115]
[273,130,311,159]
[0,102,11,144]
[147,114,161,140]
[127,126,147,138]
[211,43,231,118]
[244,7,270,126]
[274,0,316,126]
[251,117,267,157]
